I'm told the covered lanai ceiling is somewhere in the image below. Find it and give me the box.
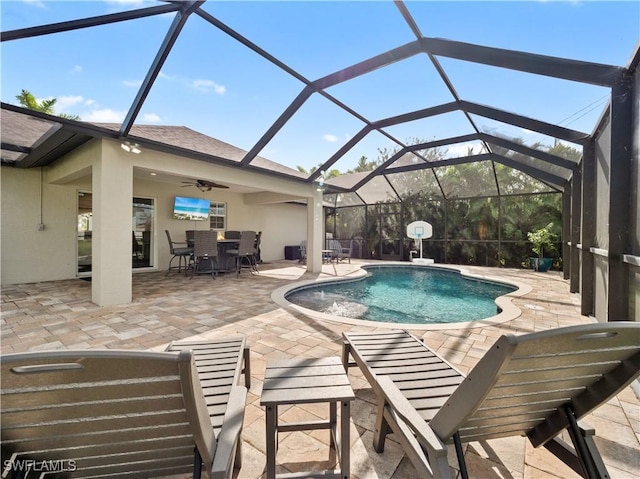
[1,0,638,203]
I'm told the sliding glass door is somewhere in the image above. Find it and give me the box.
[77,193,155,275]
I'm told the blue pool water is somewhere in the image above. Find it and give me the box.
[285,266,517,324]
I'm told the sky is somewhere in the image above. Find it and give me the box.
[1,0,639,173]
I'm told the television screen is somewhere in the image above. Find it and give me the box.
[173,196,210,221]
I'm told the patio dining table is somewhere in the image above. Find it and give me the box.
[186,236,239,273]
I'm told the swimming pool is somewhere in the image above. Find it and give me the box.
[283,265,518,325]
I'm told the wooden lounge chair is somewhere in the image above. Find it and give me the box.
[1,337,251,479]
[342,323,640,479]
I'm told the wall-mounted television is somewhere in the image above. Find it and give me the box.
[173,196,210,221]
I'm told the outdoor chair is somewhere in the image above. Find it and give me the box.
[166,229,193,275]
[254,231,262,264]
[226,230,258,277]
[1,336,251,479]
[327,238,352,263]
[342,323,640,479]
[299,240,307,263]
[190,230,218,279]
[186,229,196,247]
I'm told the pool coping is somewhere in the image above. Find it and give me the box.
[271,262,533,330]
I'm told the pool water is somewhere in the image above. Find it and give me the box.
[285,266,517,324]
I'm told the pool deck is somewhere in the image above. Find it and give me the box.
[2,260,639,479]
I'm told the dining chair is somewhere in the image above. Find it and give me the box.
[165,229,193,275]
[226,231,258,277]
[191,230,218,279]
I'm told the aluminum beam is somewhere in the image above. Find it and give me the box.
[460,101,590,145]
[580,141,596,316]
[420,37,624,88]
[607,73,633,320]
[562,186,572,280]
[120,1,204,137]
[240,86,314,167]
[570,167,582,293]
[479,133,577,170]
[313,41,423,90]
[0,3,179,42]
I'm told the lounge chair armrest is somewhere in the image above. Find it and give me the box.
[377,376,448,458]
[210,385,248,479]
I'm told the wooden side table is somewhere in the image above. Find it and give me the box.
[260,357,355,479]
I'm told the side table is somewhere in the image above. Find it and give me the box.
[260,357,355,479]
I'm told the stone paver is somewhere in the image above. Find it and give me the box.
[1,260,638,479]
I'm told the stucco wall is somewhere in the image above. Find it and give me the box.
[1,139,310,286]
[1,166,79,284]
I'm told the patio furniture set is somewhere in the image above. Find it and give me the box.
[166,230,260,279]
[298,239,353,265]
[1,323,638,478]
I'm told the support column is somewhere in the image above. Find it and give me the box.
[570,167,582,293]
[306,188,324,273]
[562,185,571,281]
[580,141,596,316]
[607,73,633,321]
[92,141,133,306]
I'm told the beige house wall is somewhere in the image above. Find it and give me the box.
[1,138,315,295]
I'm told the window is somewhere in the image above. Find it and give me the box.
[210,202,226,230]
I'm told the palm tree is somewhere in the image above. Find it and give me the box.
[16,89,80,120]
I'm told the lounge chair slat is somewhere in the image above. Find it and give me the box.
[65,457,194,478]
[360,351,441,362]
[490,377,597,396]
[367,365,457,378]
[379,370,462,383]
[495,363,619,383]
[387,376,464,389]
[0,381,184,410]
[1,395,187,424]
[3,436,195,460]
[504,349,639,370]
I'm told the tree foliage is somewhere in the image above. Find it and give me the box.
[325,136,577,269]
[16,89,81,120]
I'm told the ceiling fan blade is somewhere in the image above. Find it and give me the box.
[180,179,229,189]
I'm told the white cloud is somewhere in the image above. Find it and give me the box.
[444,141,486,159]
[192,79,226,95]
[106,0,148,5]
[158,71,174,81]
[83,108,126,123]
[56,95,84,112]
[520,128,535,135]
[323,134,339,143]
[123,79,143,88]
[85,99,96,106]
[23,0,46,8]
[71,65,83,73]
[142,113,161,123]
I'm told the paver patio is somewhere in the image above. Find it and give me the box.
[1,260,638,478]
